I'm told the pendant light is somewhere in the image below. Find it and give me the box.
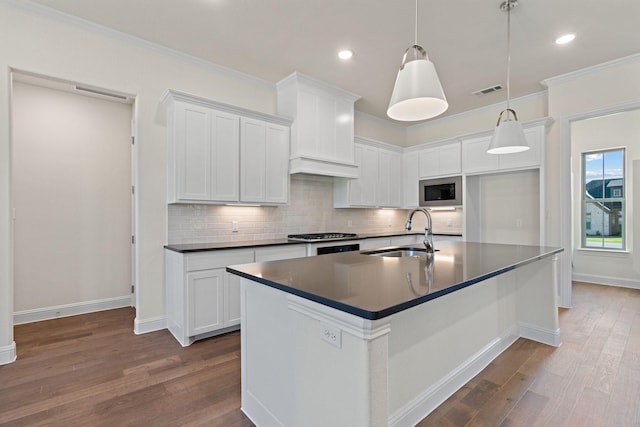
[387,0,448,121]
[487,0,529,154]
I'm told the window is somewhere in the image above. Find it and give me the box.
[582,148,625,250]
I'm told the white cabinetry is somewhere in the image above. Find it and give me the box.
[166,248,254,346]
[165,244,307,346]
[162,89,291,205]
[334,137,402,208]
[419,140,461,178]
[461,125,544,175]
[277,72,361,178]
[402,151,420,208]
[240,118,290,204]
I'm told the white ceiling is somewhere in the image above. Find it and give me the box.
[27,0,640,124]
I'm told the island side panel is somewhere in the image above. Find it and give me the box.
[515,254,561,345]
[387,272,521,425]
[240,278,391,427]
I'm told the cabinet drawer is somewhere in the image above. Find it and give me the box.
[186,249,254,271]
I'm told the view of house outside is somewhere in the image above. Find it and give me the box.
[582,148,625,249]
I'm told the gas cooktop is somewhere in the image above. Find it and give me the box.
[287,232,358,242]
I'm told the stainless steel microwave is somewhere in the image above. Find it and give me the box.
[419,176,462,207]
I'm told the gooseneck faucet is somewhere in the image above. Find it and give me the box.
[405,208,435,254]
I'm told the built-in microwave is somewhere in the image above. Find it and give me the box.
[419,176,462,207]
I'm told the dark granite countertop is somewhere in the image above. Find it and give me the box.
[226,241,563,320]
[164,231,463,253]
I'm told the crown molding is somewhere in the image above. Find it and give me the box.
[541,53,640,88]
[1,0,274,90]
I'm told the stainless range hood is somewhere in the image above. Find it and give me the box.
[277,72,360,179]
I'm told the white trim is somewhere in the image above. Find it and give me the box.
[572,274,640,290]
[559,100,640,308]
[0,341,17,365]
[542,53,640,88]
[519,322,562,347]
[1,0,273,90]
[134,315,167,335]
[13,295,133,325]
[354,135,403,153]
[389,326,519,427]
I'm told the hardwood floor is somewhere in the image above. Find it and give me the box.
[1,281,639,426]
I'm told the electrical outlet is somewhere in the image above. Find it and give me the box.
[347,220,352,228]
[321,324,342,348]
[232,221,238,232]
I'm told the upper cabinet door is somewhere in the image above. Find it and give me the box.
[418,140,461,178]
[461,135,500,174]
[264,123,290,204]
[211,111,240,202]
[175,103,212,201]
[240,117,267,202]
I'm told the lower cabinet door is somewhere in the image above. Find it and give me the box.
[187,269,224,335]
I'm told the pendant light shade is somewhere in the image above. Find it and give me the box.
[488,109,529,154]
[487,0,529,154]
[387,45,448,121]
[387,1,448,122]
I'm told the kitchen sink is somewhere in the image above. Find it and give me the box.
[362,247,438,257]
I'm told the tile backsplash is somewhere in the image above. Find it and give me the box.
[168,174,462,244]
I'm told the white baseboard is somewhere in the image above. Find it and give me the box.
[572,273,640,290]
[389,326,520,427]
[13,295,133,325]
[519,322,562,347]
[0,341,17,365]
[134,315,166,335]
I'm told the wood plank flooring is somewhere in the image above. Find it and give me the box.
[1,281,639,426]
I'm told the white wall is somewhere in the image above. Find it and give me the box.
[12,81,132,312]
[0,0,277,361]
[545,54,640,300]
[570,108,640,287]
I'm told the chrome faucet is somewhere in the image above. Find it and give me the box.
[405,208,435,254]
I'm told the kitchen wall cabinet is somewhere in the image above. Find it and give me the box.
[277,72,361,178]
[461,125,544,175]
[402,151,420,208]
[162,89,291,205]
[240,118,289,204]
[418,140,461,179]
[333,137,402,208]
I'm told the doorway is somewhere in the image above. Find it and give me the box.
[11,72,136,324]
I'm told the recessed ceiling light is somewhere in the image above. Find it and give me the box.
[555,33,576,45]
[338,50,353,60]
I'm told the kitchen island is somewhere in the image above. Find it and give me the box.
[227,241,563,427]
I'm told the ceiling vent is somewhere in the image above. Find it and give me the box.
[472,85,503,96]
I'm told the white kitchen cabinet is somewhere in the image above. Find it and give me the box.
[378,148,402,208]
[334,143,378,207]
[419,140,462,178]
[162,89,291,205]
[165,248,254,346]
[390,234,421,246]
[254,245,307,262]
[240,118,290,204]
[277,72,360,178]
[402,150,420,208]
[461,124,544,175]
[334,138,402,208]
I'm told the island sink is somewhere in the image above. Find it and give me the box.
[362,246,437,257]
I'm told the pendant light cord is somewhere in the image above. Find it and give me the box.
[414,0,418,46]
[506,0,512,111]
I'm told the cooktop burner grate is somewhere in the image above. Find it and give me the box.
[287,232,358,241]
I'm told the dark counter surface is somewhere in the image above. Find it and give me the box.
[164,231,462,253]
[226,241,563,320]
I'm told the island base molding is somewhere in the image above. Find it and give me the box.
[239,254,561,427]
